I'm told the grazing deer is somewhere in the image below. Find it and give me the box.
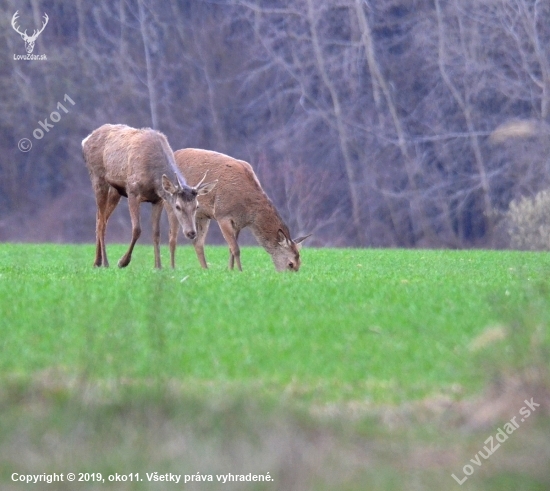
[171,148,310,272]
[82,124,216,269]
[11,11,48,54]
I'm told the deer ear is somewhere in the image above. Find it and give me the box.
[162,174,178,195]
[293,234,312,251]
[277,229,291,247]
[196,179,217,196]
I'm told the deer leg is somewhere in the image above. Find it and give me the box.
[104,186,122,221]
[99,187,122,267]
[94,210,105,268]
[218,219,242,271]
[118,193,141,268]
[193,216,211,269]
[151,200,163,269]
[166,203,179,269]
[93,182,110,267]
[234,229,242,271]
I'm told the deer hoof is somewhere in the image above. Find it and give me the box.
[118,256,131,268]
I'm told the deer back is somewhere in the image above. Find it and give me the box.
[174,149,285,232]
[83,124,182,202]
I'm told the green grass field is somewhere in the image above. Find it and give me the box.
[0,243,549,490]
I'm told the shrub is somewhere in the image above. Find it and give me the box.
[506,189,550,250]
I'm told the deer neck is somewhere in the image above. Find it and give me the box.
[250,204,288,254]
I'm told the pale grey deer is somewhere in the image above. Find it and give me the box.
[82,124,216,269]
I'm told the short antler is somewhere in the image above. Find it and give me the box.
[175,173,186,190]
[193,170,209,189]
[293,233,312,244]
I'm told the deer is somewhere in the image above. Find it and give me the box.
[82,124,217,269]
[170,148,310,272]
[11,11,48,54]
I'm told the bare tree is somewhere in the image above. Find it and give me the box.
[3,0,550,247]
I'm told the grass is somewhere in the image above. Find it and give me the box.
[0,243,549,490]
[0,244,548,402]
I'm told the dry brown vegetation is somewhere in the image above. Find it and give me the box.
[0,365,548,491]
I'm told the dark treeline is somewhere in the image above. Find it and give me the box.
[1,0,550,247]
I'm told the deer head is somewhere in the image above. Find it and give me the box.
[272,230,311,272]
[162,172,217,240]
[11,11,49,54]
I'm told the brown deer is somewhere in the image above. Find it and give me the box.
[171,148,310,272]
[82,124,216,269]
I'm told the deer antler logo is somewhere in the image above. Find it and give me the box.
[11,11,49,55]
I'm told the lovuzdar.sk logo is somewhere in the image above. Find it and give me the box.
[11,10,48,61]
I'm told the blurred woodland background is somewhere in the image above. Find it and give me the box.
[1,0,550,248]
